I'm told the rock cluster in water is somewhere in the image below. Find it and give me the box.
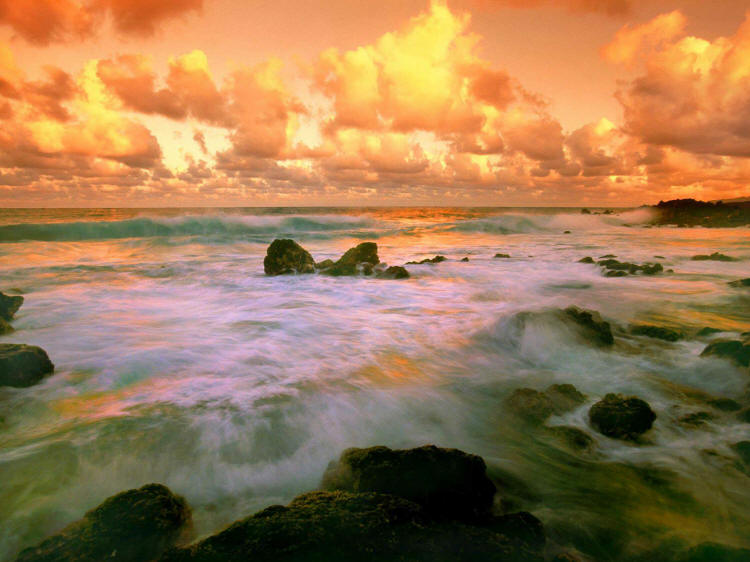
[691,252,738,262]
[651,198,750,228]
[577,257,664,277]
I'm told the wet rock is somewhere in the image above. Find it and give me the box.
[377,266,410,280]
[640,263,664,275]
[484,511,545,553]
[562,306,614,346]
[577,257,594,264]
[407,255,447,265]
[315,259,335,270]
[599,254,617,259]
[0,291,24,321]
[678,542,750,562]
[581,208,591,214]
[691,252,738,262]
[323,242,380,276]
[605,270,628,277]
[320,445,496,522]
[654,255,665,259]
[17,483,191,562]
[546,384,587,414]
[0,317,13,335]
[678,412,714,427]
[700,339,750,368]
[263,239,315,275]
[588,394,656,440]
[629,324,683,342]
[706,398,742,412]
[728,278,750,288]
[696,327,723,337]
[563,231,571,234]
[651,198,750,228]
[0,344,54,388]
[494,253,511,259]
[505,388,555,425]
[460,257,470,262]
[732,441,750,466]
[738,408,750,423]
[160,490,543,562]
[547,426,595,452]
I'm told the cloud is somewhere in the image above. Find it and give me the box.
[0,0,201,45]
[601,10,686,65]
[472,0,635,17]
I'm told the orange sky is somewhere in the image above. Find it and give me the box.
[1,0,749,207]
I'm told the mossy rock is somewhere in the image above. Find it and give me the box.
[0,291,23,321]
[263,239,315,275]
[377,266,410,280]
[323,243,380,276]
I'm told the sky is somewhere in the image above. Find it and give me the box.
[0,0,749,207]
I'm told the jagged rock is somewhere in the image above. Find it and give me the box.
[700,340,750,368]
[159,491,544,562]
[629,324,683,342]
[691,252,738,262]
[577,257,594,264]
[0,291,23,321]
[728,278,750,288]
[562,306,614,346]
[377,266,410,280]
[588,394,656,440]
[17,483,191,562]
[263,239,315,275]
[323,242,380,276]
[494,253,511,259]
[0,344,54,388]
[320,445,496,522]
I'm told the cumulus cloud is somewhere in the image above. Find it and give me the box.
[473,0,635,16]
[0,0,201,44]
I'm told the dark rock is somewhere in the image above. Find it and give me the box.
[562,306,614,346]
[651,198,750,228]
[700,340,750,368]
[654,255,665,259]
[691,252,738,262]
[323,242,380,276]
[728,278,750,288]
[706,398,741,412]
[738,408,750,423]
[17,483,191,562]
[629,324,683,342]
[320,445,496,522]
[599,254,617,258]
[0,291,24,321]
[460,257,470,262]
[697,327,723,337]
[678,412,714,427]
[640,262,664,275]
[678,542,750,561]
[581,208,591,214]
[0,344,54,388]
[494,253,511,259]
[577,257,594,264]
[547,426,595,452]
[505,388,555,425]
[0,317,13,335]
[588,394,656,440]
[160,491,543,562]
[484,511,545,553]
[546,384,587,414]
[315,259,335,270]
[563,231,571,234]
[407,255,447,265]
[263,239,315,275]
[377,266,410,280]
[605,270,628,277]
[732,441,750,466]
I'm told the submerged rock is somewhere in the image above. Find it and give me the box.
[588,394,656,440]
[323,242,380,276]
[691,252,738,262]
[547,426,595,453]
[160,491,543,562]
[706,398,741,412]
[460,257,470,262]
[732,441,750,466]
[562,306,614,346]
[546,383,587,413]
[263,239,315,275]
[728,278,750,288]
[505,388,555,425]
[494,253,511,259]
[696,327,723,337]
[577,257,594,264]
[678,542,750,562]
[629,324,683,342]
[0,344,54,388]
[407,255,447,265]
[320,445,496,522]
[0,291,24,321]
[17,483,191,562]
[376,265,410,280]
[700,340,750,368]
[678,412,714,427]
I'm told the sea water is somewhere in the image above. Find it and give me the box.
[0,207,748,560]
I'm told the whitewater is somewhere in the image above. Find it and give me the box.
[0,207,748,560]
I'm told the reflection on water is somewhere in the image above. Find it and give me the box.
[0,207,748,560]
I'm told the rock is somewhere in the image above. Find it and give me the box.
[547,426,595,452]
[738,408,750,423]
[588,394,656,440]
[0,291,24,321]
[654,255,665,259]
[732,441,750,466]
[460,257,470,262]
[697,327,723,337]
[263,239,315,275]
[484,511,545,553]
[324,243,380,276]
[563,231,571,234]
[159,491,543,562]
[651,198,750,228]
[407,255,447,265]
[691,252,738,262]
[577,257,594,264]
[17,483,191,562]
[640,263,664,275]
[700,340,750,368]
[678,412,714,427]
[629,324,683,342]
[377,266,410,280]
[546,384,587,413]
[0,317,13,335]
[706,398,741,412]
[728,278,750,288]
[562,306,614,346]
[315,259,335,270]
[605,270,628,277]
[494,253,511,259]
[678,542,750,562]
[581,208,591,214]
[505,388,555,425]
[599,254,617,258]
[0,344,54,388]
[320,445,496,522]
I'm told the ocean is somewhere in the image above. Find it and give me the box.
[0,207,748,560]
